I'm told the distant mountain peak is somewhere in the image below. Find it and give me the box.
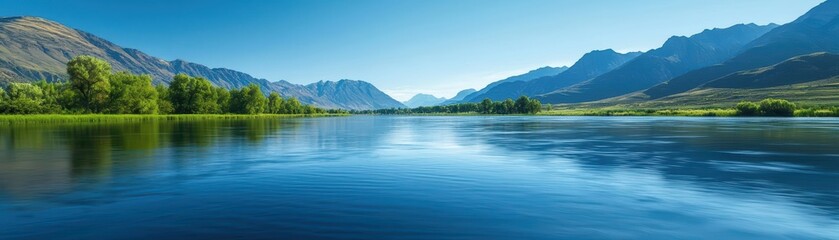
[528,65,569,73]
[584,49,616,56]
[593,48,617,53]
[403,93,447,108]
[411,93,441,98]
[533,65,568,71]
[663,35,690,45]
[451,89,476,99]
[438,88,478,105]
[574,49,643,67]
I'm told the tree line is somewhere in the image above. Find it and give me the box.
[0,55,342,115]
[355,96,542,114]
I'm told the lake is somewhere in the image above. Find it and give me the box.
[0,116,837,239]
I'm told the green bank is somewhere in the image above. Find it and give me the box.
[0,114,347,124]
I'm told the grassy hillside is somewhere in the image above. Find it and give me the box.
[704,52,839,88]
[598,77,839,109]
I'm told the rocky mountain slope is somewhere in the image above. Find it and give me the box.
[538,23,777,103]
[643,0,839,99]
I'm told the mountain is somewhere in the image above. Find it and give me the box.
[644,0,839,99]
[439,88,477,105]
[457,66,568,103]
[0,16,403,110]
[592,52,839,107]
[305,80,406,110]
[466,49,642,101]
[449,89,476,101]
[703,52,839,88]
[537,23,778,103]
[403,94,447,108]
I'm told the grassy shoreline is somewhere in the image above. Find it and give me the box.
[538,108,738,117]
[0,113,347,124]
[360,108,839,117]
[3,108,838,123]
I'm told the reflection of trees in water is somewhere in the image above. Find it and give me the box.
[0,118,301,199]
[168,120,221,147]
[114,121,161,151]
[63,124,114,179]
[471,118,839,214]
[0,124,72,199]
[231,118,291,143]
[0,123,58,150]
[250,116,393,152]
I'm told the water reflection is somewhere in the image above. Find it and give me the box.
[0,116,837,239]
[0,119,303,200]
[467,117,839,213]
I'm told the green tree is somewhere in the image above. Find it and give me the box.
[108,72,158,114]
[735,101,759,116]
[67,55,112,112]
[304,105,319,114]
[34,80,63,113]
[267,92,284,114]
[229,84,267,114]
[480,98,493,114]
[215,87,231,114]
[56,82,78,113]
[228,88,243,113]
[155,85,174,114]
[242,84,266,114]
[514,96,530,113]
[502,98,515,114]
[759,98,796,117]
[169,74,220,114]
[285,96,302,114]
[526,98,541,114]
[2,83,45,114]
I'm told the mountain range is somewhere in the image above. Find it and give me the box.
[443,0,839,107]
[0,16,404,110]
[537,23,778,103]
[454,66,568,103]
[463,49,642,102]
[2,0,838,110]
[641,0,839,100]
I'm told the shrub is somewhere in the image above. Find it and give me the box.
[758,98,796,117]
[735,101,759,116]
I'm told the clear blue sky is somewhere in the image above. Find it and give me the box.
[0,0,824,101]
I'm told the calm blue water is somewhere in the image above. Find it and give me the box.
[0,116,837,239]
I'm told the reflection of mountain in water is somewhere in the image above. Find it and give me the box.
[467,117,839,214]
